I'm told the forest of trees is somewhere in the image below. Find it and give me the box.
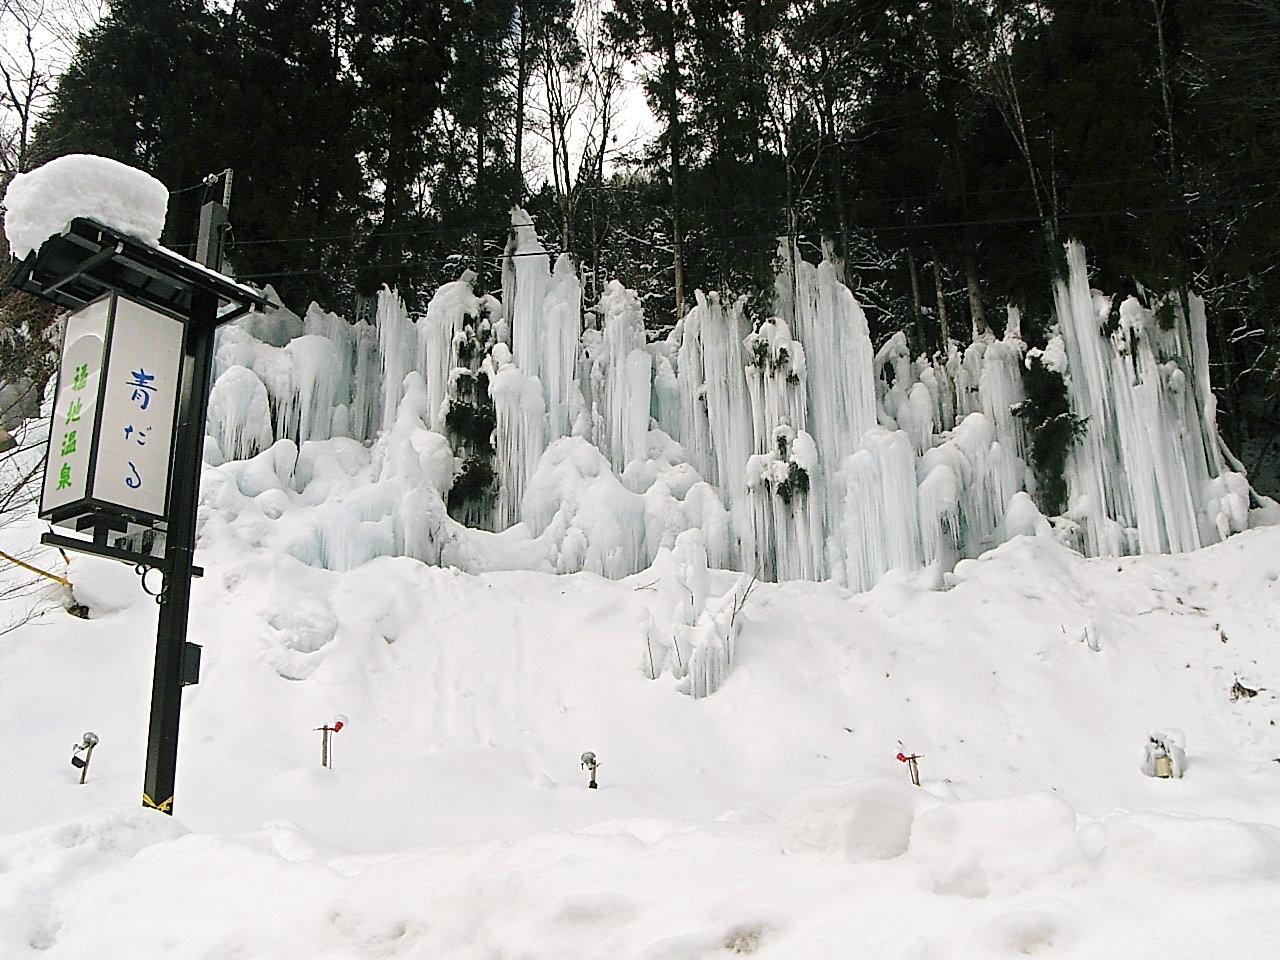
[3,0,1279,464]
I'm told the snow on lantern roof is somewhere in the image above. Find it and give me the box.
[4,153,169,259]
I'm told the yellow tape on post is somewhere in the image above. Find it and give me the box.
[141,793,173,813]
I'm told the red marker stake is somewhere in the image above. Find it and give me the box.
[315,716,347,769]
[896,750,922,787]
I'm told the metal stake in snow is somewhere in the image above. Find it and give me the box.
[316,716,346,769]
[580,751,600,789]
[71,731,98,784]
[896,750,922,787]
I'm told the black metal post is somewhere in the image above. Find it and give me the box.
[141,204,224,815]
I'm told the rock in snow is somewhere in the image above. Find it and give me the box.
[3,154,169,258]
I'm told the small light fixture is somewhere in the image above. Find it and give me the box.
[71,731,99,784]
[1143,733,1185,779]
[580,751,600,789]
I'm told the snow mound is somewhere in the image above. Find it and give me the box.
[4,154,168,258]
[781,777,920,861]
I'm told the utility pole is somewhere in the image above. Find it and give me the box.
[140,192,229,815]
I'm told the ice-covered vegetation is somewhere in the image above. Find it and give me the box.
[207,209,1253,596]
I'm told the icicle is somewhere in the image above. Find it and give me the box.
[676,303,716,485]
[744,317,808,452]
[302,302,380,441]
[378,286,415,436]
[421,272,481,431]
[744,422,824,582]
[1053,240,1247,556]
[695,291,754,494]
[592,280,652,472]
[507,209,581,447]
[789,253,878,468]
[978,335,1029,465]
[832,429,921,590]
[488,344,546,531]
[644,529,750,697]
[542,254,583,442]
[206,364,274,461]
[919,413,1021,561]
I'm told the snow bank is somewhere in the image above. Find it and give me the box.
[781,777,919,861]
[4,154,168,258]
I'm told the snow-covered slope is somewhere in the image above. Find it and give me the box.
[3,484,1280,956]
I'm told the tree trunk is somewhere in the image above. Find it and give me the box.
[907,246,925,351]
[514,1,528,201]
[821,98,850,285]
[965,252,986,339]
[475,37,487,286]
[663,0,686,318]
[932,256,951,351]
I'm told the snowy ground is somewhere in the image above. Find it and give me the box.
[3,455,1280,957]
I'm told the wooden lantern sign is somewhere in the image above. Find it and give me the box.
[40,291,185,533]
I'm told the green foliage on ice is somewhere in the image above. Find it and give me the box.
[1015,353,1088,517]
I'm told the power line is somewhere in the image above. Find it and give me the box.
[235,246,572,281]
[218,177,1280,253]
[229,194,1280,282]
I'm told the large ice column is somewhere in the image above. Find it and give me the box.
[695,292,754,492]
[302,302,380,441]
[487,344,546,531]
[1185,293,1227,477]
[507,209,581,446]
[918,412,1022,564]
[978,333,1029,465]
[520,436,649,578]
[420,272,481,431]
[277,336,345,444]
[744,318,808,452]
[213,323,345,448]
[675,307,715,484]
[744,423,825,581]
[378,286,416,436]
[1107,298,1202,552]
[831,428,922,591]
[955,339,989,420]
[1054,240,1247,556]
[786,255,878,468]
[1054,243,1134,555]
[592,280,652,472]
[876,331,935,454]
[207,364,274,461]
[919,353,957,436]
[650,349,682,443]
[510,208,550,375]
[542,254,583,442]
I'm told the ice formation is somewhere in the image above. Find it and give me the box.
[488,344,545,532]
[588,281,651,473]
[1054,242,1248,555]
[4,153,169,258]
[205,212,1254,609]
[640,529,752,698]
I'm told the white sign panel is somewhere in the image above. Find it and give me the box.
[93,297,185,519]
[41,296,109,515]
